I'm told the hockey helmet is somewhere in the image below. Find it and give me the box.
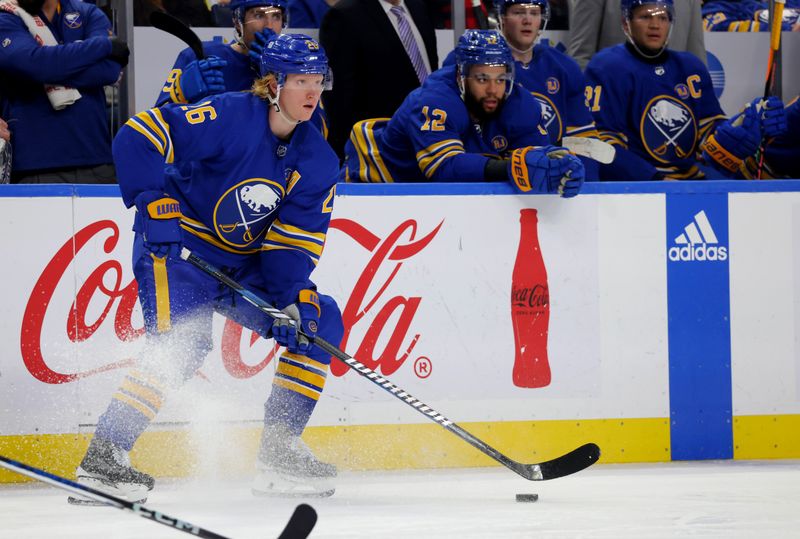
[259,34,332,90]
[493,0,550,23]
[455,30,515,98]
[621,0,674,21]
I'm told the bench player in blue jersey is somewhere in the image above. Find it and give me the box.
[702,1,800,32]
[155,0,328,136]
[584,0,786,180]
[72,34,343,503]
[492,0,601,180]
[344,30,585,197]
[739,96,799,179]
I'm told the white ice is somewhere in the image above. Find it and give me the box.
[1,461,799,538]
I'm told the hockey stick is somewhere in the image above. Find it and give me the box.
[561,136,616,164]
[150,11,206,60]
[471,0,490,30]
[0,138,10,183]
[181,248,600,481]
[0,454,317,539]
[756,0,785,179]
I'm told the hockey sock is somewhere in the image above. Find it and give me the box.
[264,352,329,435]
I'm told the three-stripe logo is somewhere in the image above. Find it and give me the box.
[668,210,728,262]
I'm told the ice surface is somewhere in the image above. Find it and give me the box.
[1,461,799,538]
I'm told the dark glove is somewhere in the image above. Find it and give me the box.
[508,145,585,197]
[702,99,762,172]
[248,28,277,66]
[759,96,787,139]
[134,190,183,259]
[271,290,320,355]
[179,56,227,103]
[108,37,130,67]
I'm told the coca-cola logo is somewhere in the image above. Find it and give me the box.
[511,284,549,309]
[20,217,443,384]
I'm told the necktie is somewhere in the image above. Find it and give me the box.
[390,5,429,84]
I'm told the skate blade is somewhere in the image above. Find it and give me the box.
[251,487,335,498]
[68,476,148,505]
[252,470,335,498]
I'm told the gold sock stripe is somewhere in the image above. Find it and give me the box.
[151,254,172,332]
[280,351,329,374]
[113,392,157,420]
[276,361,326,391]
[120,378,164,410]
[273,377,321,401]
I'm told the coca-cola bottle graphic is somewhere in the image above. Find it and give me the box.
[510,208,551,388]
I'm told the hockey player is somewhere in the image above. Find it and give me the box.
[702,1,800,32]
[584,0,785,180]
[72,34,342,503]
[343,30,585,196]
[492,0,601,180]
[739,96,798,179]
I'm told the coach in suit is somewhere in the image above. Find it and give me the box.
[320,0,438,158]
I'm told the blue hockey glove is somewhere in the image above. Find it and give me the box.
[248,28,277,65]
[179,56,227,103]
[508,146,585,198]
[272,290,320,355]
[702,100,762,173]
[759,96,787,139]
[134,191,183,259]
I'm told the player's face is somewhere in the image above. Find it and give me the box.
[242,6,284,46]
[501,4,543,50]
[278,73,325,122]
[625,5,671,51]
[466,65,510,114]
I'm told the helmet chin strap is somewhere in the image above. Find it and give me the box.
[268,87,302,126]
[623,23,673,59]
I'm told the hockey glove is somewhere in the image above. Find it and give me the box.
[134,191,183,259]
[759,96,787,139]
[271,290,320,355]
[702,99,762,173]
[508,145,585,198]
[248,28,277,66]
[108,37,130,67]
[179,57,227,103]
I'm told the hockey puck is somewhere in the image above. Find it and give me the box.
[515,493,539,503]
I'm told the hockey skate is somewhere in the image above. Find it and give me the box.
[252,425,336,498]
[68,437,155,505]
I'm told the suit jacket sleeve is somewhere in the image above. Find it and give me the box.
[320,7,357,158]
[566,0,604,70]
[687,0,707,66]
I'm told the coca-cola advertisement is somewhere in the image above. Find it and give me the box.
[1,192,612,438]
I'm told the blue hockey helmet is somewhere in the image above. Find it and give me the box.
[230,0,288,39]
[455,30,515,98]
[621,0,674,21]
[259,34,332,90]
[493,0,550,23]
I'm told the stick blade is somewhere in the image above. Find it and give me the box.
[149,11,205,59]
[515,443,601,481]
[561,136,616,164]
[277,503,318,539]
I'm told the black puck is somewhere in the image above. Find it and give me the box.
[515,493,539,502]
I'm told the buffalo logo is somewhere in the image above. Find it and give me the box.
[64,12,82,28]
[214,179,284,248]
[492,135,508,152]
[674,83,689,100]
[641,96,697,163]
[546,77,560,94]
[532,93,562,142]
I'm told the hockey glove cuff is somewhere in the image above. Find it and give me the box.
[272,289,321,356]
[702,102,761,172]
[179,57,228,103]
[508,146,585,197]
[134,191,183,259]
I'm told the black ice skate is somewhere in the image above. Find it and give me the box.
[68,437,154,505]
[252,425,336,498]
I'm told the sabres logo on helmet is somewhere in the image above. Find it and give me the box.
[214,179,284,247]
[641,96,697,163]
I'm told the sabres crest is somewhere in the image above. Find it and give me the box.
[214,179,284,247]
[640,96,697,163]
[532,93,562,142]
[64,12,82,28]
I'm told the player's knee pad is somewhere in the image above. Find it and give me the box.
[138,323,213,387]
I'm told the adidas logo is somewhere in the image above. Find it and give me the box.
[668,210,728,262]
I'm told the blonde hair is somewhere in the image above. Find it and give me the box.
[251,74,278,100]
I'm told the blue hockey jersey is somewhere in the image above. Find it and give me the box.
[114,92,339,308]
[343,64,549,183]
[585,44,727,180]
[703,1,800,32]
[156,40,328,138]
[741,96,800,179]
[0,0,121,173]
